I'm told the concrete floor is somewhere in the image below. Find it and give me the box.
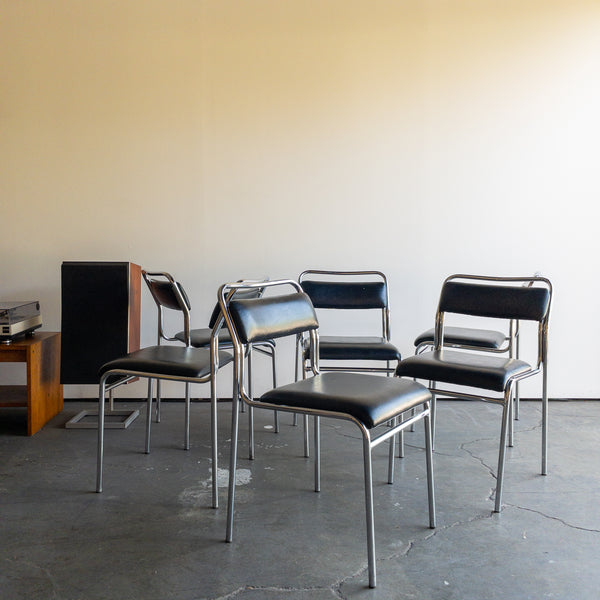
[1,398,599,600]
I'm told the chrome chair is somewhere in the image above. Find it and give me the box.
[143,272,278,459]
[412,274,541,426]
[220,279,435,589]
[297,270,402,455]
[396,274,552,512]
[96,273,233,508]
[298,270,401,375]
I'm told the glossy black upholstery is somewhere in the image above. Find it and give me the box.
[229,293,319,343]
[398,349,531,393]
[414,326,507,350]
[396,274,552,513]
[176,327,233,347]
[173,286,266,347]
[298,270,401,375]
[99,346,232,381]
[262,371,432,429]
[145,278,191,312]
[439,282,550,321]
[299,280,387,309]
[220,279,435,589]
[319,336,401,361]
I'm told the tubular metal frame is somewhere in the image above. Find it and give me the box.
[415,273,552,512]
[143,270,196,449]
[218,279,435,589]
[296,270,400,457]
[414,277,540,433]
[297,269,395,375]
[96,339,223,508]
[143,272,279,458]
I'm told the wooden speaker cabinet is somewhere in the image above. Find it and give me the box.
[61,261,141,385]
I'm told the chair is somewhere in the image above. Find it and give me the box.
[298,270,401,375]
[297,270,402,455]
[395,274,552,513]
[219,279,435,589]
[96,273,233,508]
[143,272,278,459]
[412,274,541,426]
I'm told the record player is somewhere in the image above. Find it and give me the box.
[0,301,42,343]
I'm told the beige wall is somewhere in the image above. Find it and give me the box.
[1,1,599,397]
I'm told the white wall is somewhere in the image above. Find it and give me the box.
[1,0,599,398]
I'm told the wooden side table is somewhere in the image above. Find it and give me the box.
[0,332,63,435]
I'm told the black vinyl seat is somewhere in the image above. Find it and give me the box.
[96,272,232,509]
[220,279,435,589]
[298,270,401,374]
[318,335,401,361]
[396,274,552,513]
[263,371,431,429]
[402,349,532,392]
[414,326,508,351]
[177,327,233,346]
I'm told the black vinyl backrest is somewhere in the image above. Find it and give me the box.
[208,286,264,328]
[228,293,319,344]
[147,279,191,312]
[439,281,551,322]
[300,280,387,309]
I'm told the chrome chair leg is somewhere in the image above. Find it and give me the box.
[248,347,254,460]
[388,418,396,484]
[96,378,106,493]
[430,381,437,450]
[184,381,191,450]
[226,379,240,543]
[301,361,310,457]
[514,320,521,421]
[398,415,404,458]
[271,345,279,433]
[362,432,376,588]
[494,388,512,512]
[303,414,310,458]
[210,368,218,509]
[293,335,300,427]
[542,362,548,475]
[508,388,514,448]
[145,378,153,454]
[424,406,436,528]
[155,379,161,422]
[314,416,320,492]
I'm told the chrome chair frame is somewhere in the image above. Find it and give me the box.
[143,272,279,459]
[413,278,541,429]
[409,326,512,441]
[396,274,552,512]
[219,279,435,589]
[97,273,232,509]
[296,270,402,456]
[297,269,398,375]
[143,270,195,449]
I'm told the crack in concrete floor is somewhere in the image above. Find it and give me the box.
[226,407,600,598]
